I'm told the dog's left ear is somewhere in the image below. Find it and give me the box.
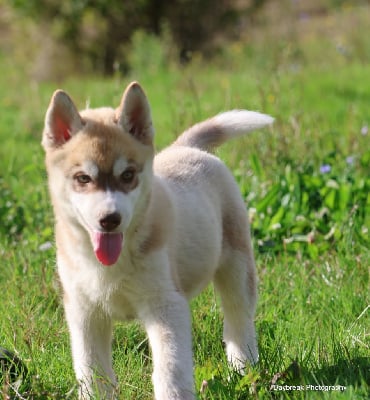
[116,82,154,145]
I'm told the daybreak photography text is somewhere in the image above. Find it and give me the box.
[271,384,346,392]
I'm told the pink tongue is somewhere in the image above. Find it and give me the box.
[92,232,123,266]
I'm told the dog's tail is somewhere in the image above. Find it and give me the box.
[173,110,274,152]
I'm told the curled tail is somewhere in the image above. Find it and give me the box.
[173,110,274,152]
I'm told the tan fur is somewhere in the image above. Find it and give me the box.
[42,82,273,400]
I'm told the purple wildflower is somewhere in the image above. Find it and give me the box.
[320,164,331,174]
[361,125,368,136]
[346,156,355,165]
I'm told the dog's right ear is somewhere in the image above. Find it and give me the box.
[42,90,84,149]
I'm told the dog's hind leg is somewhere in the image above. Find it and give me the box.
[214,239,258,372]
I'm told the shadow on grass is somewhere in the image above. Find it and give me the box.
[308,356,370,388]
[270,356,370,391]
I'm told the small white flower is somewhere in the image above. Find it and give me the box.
[39,241,53,251]
[271,223,281,230]
[361,125,368,135]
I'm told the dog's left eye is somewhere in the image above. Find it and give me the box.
[75,174,92,184]
[120,168,135,183]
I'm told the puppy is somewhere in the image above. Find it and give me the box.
[42,81,273,399]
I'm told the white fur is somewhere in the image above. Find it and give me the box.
[42,82,273,399]
[112,157,130,177]
[213,110,274,136]
[71,188,138,233]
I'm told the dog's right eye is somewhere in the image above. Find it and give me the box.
[75,174,92,184]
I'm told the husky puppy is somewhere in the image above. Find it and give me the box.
[42,82,273,399]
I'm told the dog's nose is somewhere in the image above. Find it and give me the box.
[99,212,122,231]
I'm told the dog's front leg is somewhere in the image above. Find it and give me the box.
[64,297,116,399]
[140,291,195,400]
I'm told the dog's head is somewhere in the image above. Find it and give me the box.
[42,82,154,266]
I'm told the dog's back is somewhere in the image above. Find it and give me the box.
[153,110,273,298]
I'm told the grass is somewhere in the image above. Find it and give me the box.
[1,4,369,399]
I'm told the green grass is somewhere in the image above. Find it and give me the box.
[1,6,369,399]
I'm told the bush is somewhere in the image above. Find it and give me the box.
[246,149,370,258]
[8,0,268,76]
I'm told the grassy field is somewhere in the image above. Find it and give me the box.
[1,4,369,399]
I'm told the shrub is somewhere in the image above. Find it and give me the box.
[247,149,370,259]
